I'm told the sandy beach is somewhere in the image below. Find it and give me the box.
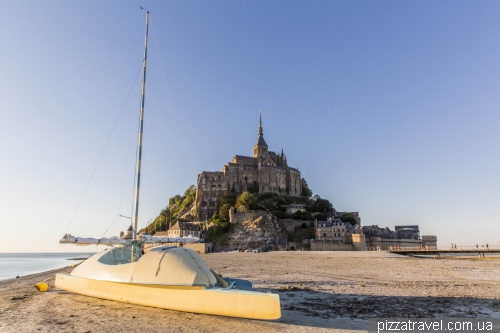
[1,251,499,333]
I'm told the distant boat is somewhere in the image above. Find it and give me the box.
[55,9,280,320]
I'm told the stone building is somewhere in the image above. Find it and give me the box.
[362,224,437,250]
[167,221,201,238]
[314,219,351,241]
[310,222,437,251]
[196,115,307,221]
[394,225,420,239]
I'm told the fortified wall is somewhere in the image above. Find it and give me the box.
[278,219,312,232]
[310,234,367,251]
[365,237,437,250]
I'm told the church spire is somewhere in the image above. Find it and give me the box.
[253,110,268,157]
[259,111,263,136]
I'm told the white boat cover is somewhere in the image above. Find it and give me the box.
[140,234,200,243]
[70,247,218,287]
[60,233,199,246]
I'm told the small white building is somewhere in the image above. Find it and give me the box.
[167,221,201,238]
[286,204,306,215]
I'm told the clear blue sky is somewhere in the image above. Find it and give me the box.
[1,1,499,252]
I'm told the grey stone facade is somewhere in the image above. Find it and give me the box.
[196,115,306,221]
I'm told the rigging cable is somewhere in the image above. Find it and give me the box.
[65,64,143,234]
[150,16,191,187]
[101,91,140,238]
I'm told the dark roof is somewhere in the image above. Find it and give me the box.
[317,220,351,228]
[179,222,200,231]
[255,135,268,147]
[234,155,255,161]
[169,221,200,231]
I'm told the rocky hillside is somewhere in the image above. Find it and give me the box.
[214,212,285,251]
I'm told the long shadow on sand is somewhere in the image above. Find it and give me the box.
[264,287,500,331]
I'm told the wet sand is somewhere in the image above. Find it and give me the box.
[1,251,499,332]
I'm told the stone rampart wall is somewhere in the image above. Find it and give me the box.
[183,242,215,254]
[352,234,367,251]
[366,237,437,250]
[310,240,356,251]
[278,219,312,232]
[310,234,437,251]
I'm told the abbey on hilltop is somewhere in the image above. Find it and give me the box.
[195,114,308,221]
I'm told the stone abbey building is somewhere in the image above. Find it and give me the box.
[196,115,306,221]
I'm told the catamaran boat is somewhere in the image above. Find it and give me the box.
[55,9,281,320]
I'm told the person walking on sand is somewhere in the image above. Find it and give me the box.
[486,244,489,250]
[476,244,479,251]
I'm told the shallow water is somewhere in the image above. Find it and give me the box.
[0,253,94,281]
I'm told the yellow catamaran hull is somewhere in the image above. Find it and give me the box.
[55,274,280,320]
[55,247,281,320]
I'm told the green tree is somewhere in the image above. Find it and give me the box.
[219,203,232,222]
[235,191,255,212]
[248,181,259,194]
[220,193,236,207]
[301,185,312,197]
[337,213,357,226]
[292,210,314,221]
[311,195,334,215]
[210,213,221,223]
[138,184,196,234]
[217,194,236,222]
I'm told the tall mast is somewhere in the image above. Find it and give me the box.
[132,10,149,261]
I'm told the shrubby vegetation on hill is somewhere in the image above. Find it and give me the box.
[138,185,196,235]
[139,183,337,237]
[336,212,357,226]
[216,188,335,223]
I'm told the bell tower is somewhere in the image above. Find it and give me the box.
[253,112,268,157]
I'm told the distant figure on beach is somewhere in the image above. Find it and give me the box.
[486,244,489,250]
[476,244,479,250]
[425,245,429,250]
[451,243,454,250]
